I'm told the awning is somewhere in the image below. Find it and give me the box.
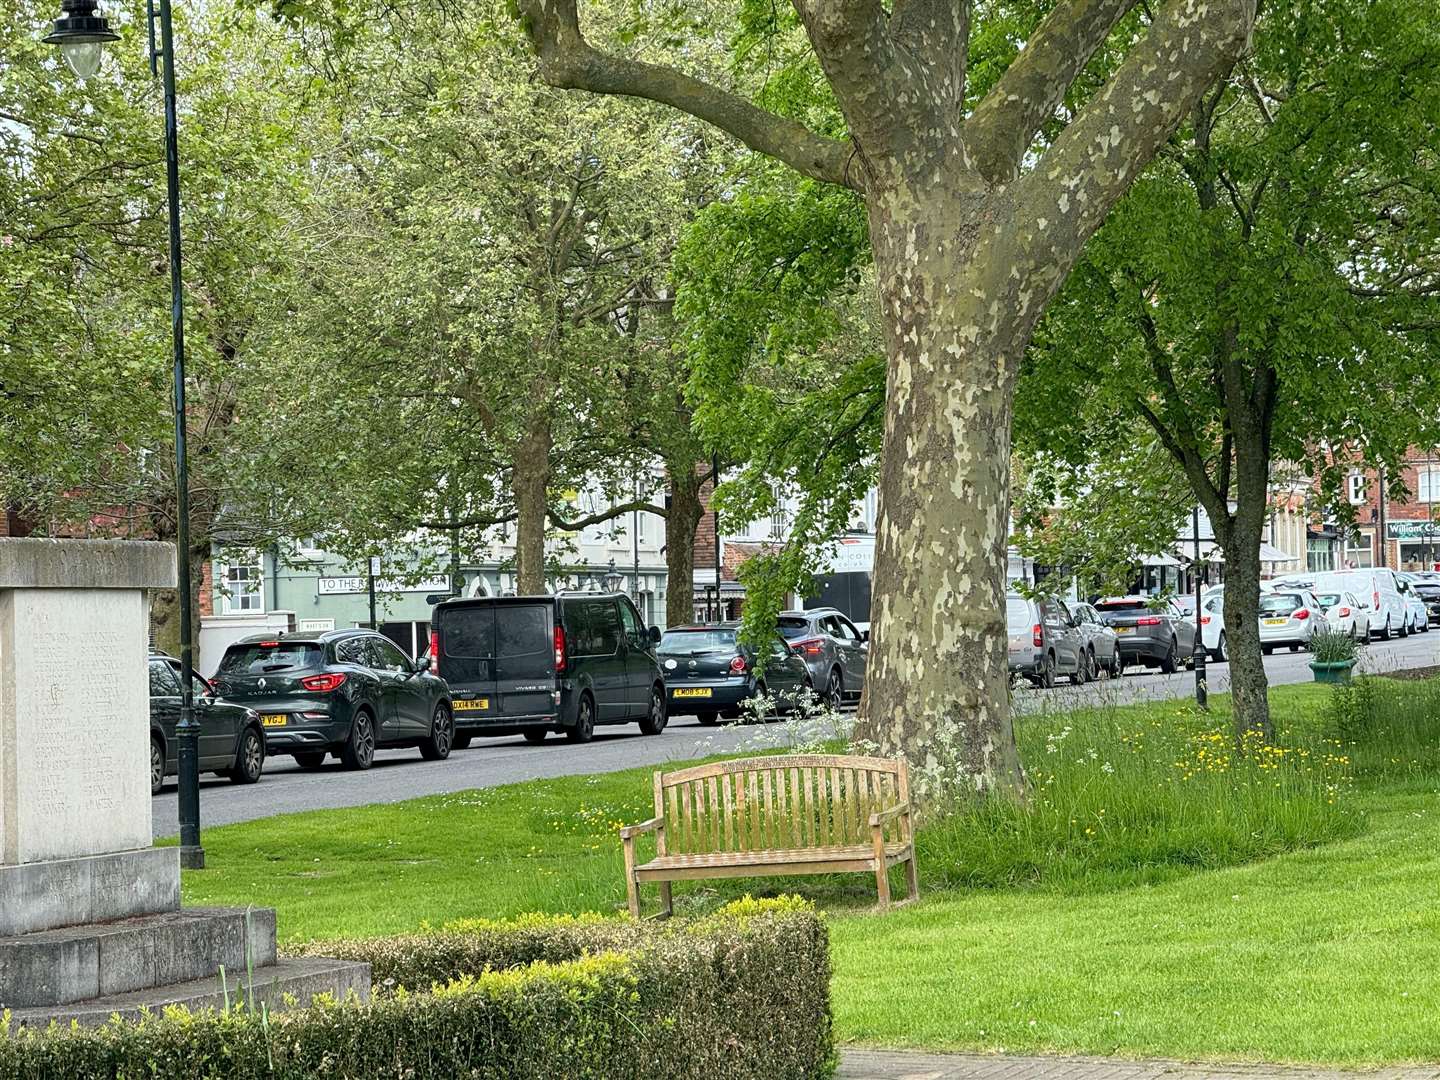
[1260,542,1296,564]
[1141,552,1182,567]
[1181,541,1295,565]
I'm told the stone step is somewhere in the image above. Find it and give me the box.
[0,848,179,937]
[0,906,277,1008]
[6,955,372,1029]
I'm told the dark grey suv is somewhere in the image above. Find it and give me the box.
[776,607,868,707]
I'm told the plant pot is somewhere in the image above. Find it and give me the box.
[1310,659,1356,685]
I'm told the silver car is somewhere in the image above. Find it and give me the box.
[776,608,868,707]
[1006,594,1086,687]
[1069,601,1121,678]
[1258,589,1322,652]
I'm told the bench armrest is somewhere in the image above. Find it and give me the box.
[620,817,665,840]
[869,802,911,829]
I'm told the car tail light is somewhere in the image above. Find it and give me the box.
[793,637,824,656]
[1200,616,1211,625]
[554,625,567,673]
[1295,609,1310,620]
[729,655,748,674]
[1032,623,1043,647]
[1339,607,1351,617]
[1136,616,1161,626]
[1374,591,1380,610]
[259,640,280,647]
[300,673,347,693]
[429,630,440,674]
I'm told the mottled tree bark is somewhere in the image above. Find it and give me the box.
[520,0,1257,805]
[512,418,553,594]
[664,466,705,627]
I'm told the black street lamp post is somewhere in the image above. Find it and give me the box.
[1191,507,1207,710]
[46,0,205,868]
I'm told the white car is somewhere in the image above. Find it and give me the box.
[1199,591,1227,661]
[1398,580,1430,634]
[1312,589,1370,640]
[1275,570,1409,641]
[1258,589,1322,653]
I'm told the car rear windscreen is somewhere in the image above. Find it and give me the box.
[1005,597,1032,632]
[658,629,737,654]
[1260,593,1306,615]
[218,642,323,675]
[1096,599,1147,612]
[1314,592,1344,608]
[777,618,811,640]
[496,603,553,679]
[437,606,494,683]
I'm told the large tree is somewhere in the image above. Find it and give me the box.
[1019,0,1440,740]
[517,0,1256,801]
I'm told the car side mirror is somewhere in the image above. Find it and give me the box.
[649,625,661,644]
[411,657,429,675]
[861,630,870,643]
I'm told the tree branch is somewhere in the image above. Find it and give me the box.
[549,498,669,531]
[967,0,1138,183]
[519,0,861,191]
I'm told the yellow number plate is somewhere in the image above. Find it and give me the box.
[1114,626,1133,634]
[673,688,713,699]
[1264,618,1288,626]
[260,714,288,727]
[453,698,489,711]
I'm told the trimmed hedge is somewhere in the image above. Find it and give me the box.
[0,897,833,1080]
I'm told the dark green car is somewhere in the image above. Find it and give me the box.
[148,655,266,795]
[210,630,453,770]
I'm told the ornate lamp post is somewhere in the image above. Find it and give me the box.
[46,0,205,868]
[603,559,624,594]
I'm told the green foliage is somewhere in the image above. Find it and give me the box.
[1308,629,1360,665]
[0,900,833,1080]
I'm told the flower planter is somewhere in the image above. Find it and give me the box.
[1310,659,1356,685]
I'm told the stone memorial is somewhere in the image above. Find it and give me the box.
[0,538,369,1026]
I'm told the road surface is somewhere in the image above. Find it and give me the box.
[153,630,1439,838]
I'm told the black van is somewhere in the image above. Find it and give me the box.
[430,593,667,745]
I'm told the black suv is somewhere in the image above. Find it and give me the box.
[148,654,266,795]
[431,592,666,745]
[210,630,453,770]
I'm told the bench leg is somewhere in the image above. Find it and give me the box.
[659,880,673,918]
[623,837,641,918]
[904,851,919,903]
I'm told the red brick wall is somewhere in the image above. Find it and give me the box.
[198,558,215,617]
[693,465,719,575]
[1333,450,1440,569]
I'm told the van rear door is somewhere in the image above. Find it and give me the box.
[493,601,558,719]
[435,603,498,727]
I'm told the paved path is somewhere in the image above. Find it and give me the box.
[838,1050,1440,1080]
[153,631,1440,838]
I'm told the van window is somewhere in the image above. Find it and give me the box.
[436,605,494,683]
[496,604,553,679]
[568,599,618,656]
[616,599,646,650]
[1005,596,1032,631]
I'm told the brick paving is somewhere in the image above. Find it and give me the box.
[838,1051,1440,1080]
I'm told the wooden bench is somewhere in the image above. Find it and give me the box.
[619,754,918,916]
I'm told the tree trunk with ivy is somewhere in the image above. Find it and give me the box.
[521,0,1256,805]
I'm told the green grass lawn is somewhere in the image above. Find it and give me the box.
[179,677,1440,1065]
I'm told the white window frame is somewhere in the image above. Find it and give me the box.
[1347,473,1368,506]
[218,554,265,614]
[1417,467,1440,504]
[1344,531,1374,570]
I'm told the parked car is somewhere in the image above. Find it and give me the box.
[1069,601,1121,678]
[1397,576,1431,634]
[1312,589,1371,640]
[430,592,665,745]
[1093,596,1197,673]
[1401,571,1440,625]
[149,654,265,795]
[1199,591,1227,661]
[657,623,811,724]
[1257,589,1323,653]
[1006,594,1086,687]
[1275,569,1408,641]
[211,630,454,769]
[776,607,868,707]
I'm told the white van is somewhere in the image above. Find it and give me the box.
[1278,569,1409,641]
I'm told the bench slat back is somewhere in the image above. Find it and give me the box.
[653,755,908,855]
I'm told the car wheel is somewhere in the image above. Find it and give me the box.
[1262,645,1274,655]
[566,693,595,743]
[1069,651,1089,686]
[1381,618,1392,641]
[1039,653,1056,689]
[340,710,376,770]
[825,668,844,709]
[1399,617,1410,639]
[1111,651,1125,677]
[419,703,453,761]
[227,727,264,785]
[1289,643,1301,653]
[453,733,473,751]
[294,751,327,769]
[696,710,720,726]
[639,684,668,735]
[1159,639,1178,674]
[150,737,164,796]
[1212,631,1228,663]
[523,729,548,744]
